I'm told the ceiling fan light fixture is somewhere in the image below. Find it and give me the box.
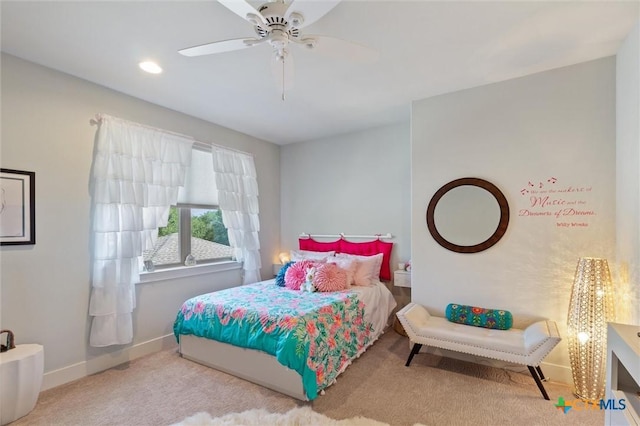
[139,61,162,74]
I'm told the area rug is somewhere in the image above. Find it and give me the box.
[173,406,390,426]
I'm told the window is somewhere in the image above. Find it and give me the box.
[142,147,232,270]
[143,206,232,268]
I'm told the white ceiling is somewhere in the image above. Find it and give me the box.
[1,1,638,145]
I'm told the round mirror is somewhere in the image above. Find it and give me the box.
[426,178,509,253]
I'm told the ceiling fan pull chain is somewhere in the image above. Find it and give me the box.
[281,56,286,101]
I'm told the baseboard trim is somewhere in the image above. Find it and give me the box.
[41,334,176,391]
[540,361,573,386]
[420,346,573,385]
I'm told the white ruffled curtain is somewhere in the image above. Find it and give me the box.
[89,115,193,347]
[212,147,262,284]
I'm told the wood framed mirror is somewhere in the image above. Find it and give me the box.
[426,177,509,253]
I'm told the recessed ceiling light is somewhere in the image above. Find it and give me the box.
[139,61,162,74]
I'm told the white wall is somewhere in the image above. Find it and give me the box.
[280,123,411,268]
[0,54,280,388]
[411,58,617,380]
[616,22,640,326]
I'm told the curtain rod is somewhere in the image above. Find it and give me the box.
[89,113,194,140]
[90,114,253,157]
[192,140,252,157]
[299,232,393,240]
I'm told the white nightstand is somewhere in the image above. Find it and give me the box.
[273,264,282,277]
[394,270,411,288]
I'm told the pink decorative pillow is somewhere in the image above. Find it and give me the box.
[314,263,348,292]
[326,256,357,286]
[338,240,393,280]
[337,253,383,286]
[285,260,315,290]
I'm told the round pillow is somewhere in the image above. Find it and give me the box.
[314,263,348,292]
[285,260,315,290]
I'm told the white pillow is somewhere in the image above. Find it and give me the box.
[326,256,357,286]
[336,253,383,281]
[290,249,335,261]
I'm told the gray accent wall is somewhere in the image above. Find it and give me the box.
[280,123,411,268]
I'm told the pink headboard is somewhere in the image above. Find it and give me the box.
[298,237,393,280]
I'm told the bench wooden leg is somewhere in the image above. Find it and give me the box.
[405,343,423,367]
[535,365,546,381]
[528,365,550,400]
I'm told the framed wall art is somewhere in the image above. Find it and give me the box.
[0,168,36,245]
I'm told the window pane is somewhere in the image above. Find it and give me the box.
[190,208,232,262]
[143,206,180,267]
[142,207,232,271]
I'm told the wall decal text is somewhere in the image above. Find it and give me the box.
[518,177,595,228]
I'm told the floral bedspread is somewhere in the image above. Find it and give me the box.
[173,281,373,400]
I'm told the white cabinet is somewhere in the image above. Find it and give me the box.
[605,322,640,426]
[394,270,411,288]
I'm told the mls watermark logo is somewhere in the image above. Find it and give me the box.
[555,396,627,414]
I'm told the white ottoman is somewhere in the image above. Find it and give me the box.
[0,344,44,425]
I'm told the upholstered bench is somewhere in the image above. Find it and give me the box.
[396,303,561,400]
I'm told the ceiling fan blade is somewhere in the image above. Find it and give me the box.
[302,36,379,63]
[285,0,341,29]
[217,0,267,26]
[271,53,295,96]
[179,38,260,57]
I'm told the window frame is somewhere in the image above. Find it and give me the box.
[139,259,241,284]
[140,145,239,281]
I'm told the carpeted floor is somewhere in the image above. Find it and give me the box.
[13,331,603,426]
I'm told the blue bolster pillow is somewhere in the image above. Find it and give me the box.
[445,303,513,330]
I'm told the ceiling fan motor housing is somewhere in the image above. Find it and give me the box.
[254,1,301,40]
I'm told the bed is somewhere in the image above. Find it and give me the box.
[174,237,396,400]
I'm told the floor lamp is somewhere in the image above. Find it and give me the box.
[567,257,615,401]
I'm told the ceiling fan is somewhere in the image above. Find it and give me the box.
[179,0,378,98]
